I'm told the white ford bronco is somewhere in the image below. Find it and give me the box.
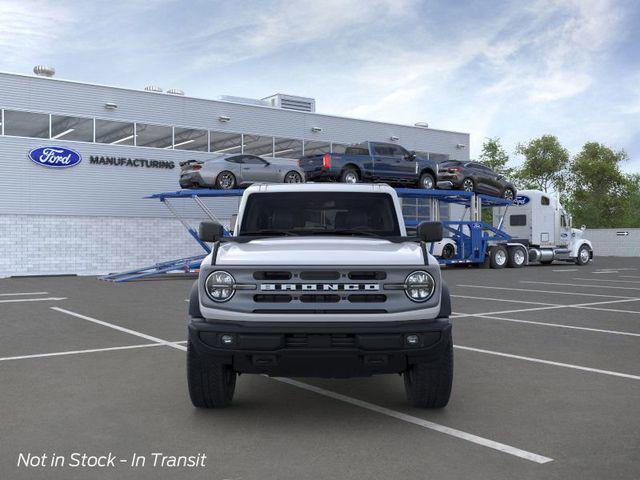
[187,183,453,408]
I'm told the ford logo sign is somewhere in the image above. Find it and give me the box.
[28,146,82,168]
[514,195,530,206]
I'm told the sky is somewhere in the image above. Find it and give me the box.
[1,0,639,171]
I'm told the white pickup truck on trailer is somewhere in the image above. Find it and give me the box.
[494,189,593,266]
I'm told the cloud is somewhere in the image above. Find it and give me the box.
[0,0,74,68]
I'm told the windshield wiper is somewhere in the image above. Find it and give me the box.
[290,228,387,239]
[240,229,299,236]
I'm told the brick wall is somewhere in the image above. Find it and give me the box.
[0,215,217,278]
[583,228,640,257]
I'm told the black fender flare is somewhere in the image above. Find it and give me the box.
[188,281,203,319]
[438,281,451,318]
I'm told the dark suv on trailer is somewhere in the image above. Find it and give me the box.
[437,160,516,199]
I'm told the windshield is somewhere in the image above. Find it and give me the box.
[239,192,401,237]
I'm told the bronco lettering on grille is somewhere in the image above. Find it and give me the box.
[260,284,379,291]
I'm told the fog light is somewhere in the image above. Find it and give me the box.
[220,334,234,345]
[406,334,420,345]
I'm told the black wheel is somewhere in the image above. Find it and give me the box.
[576,245,591,265]
[341,168,359,184]
[284,171,303,183]
[404,340,453,408]
[187,340,236,408]
[441,243,455,259]
[461,178,475,192]
[507,246,526,268]
[215,171,236,190]
[490,245,508,269]
[502,187,515,201]
[419,172,435,189]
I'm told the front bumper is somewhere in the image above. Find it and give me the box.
[188,318,451,378]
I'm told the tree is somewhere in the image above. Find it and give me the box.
[566,142,635,228]
[478,137,514,177]
[515,135,569,192]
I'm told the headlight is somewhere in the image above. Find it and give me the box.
[405,270,435,302]
[205,271,235,302]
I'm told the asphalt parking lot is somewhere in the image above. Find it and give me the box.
[1,257,639,480]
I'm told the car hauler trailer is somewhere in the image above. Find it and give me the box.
[493,190,593,266]
[100,186,593,282]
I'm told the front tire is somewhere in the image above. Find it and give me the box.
[502,187,515,201]
[576,245,591,265]
[187,340,236,408]
[341,168,359,184]
[441,243,455,259]
[215,171,236,190]
[419,172,435,189]
[284,171,303,183]
[404,340,453,408]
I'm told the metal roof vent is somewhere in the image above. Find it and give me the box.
[33,65,55,77]
[167,88,185,96]
[262,94,316,112]
[144,85,163,93]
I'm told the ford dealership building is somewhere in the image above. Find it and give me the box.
[0,70,470,277]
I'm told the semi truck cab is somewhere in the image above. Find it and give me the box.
[496,190,593,265]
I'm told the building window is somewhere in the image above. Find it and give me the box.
[173,127,208,151]
[51,115,93,142]
[95,119,135,145]
[210,131,242,154]
[3,110,49,138]
[303,140,331,156]
[541,196,550,206]
[243,135,274,156]
[135,123,172,149]
[331,143,348,154]
[274,137,303,158]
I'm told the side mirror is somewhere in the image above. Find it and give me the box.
[405,151,416,160]
[199,221,225,242]
[417,221,443,242]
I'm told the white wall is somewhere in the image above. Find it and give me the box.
[584,228,640,257]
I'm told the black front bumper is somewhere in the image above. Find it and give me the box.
[188,318,452,378]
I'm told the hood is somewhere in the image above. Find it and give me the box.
[216,237,425,266]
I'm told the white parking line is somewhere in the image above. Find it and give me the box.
[456,284,638,300]
[455,346,640,381]
[455,314,640,337]
[451,295,559,307]
[274,377,553,464]
[0,292,49,296]
[621,275,640,279]
[521,281,640,292]
[49,307,552,464]
[573,278,640,284]
[574,305,640,315]
[552,269,578,272]
[51,307,187,351]
[0,297,67,304]
[0,341,188,362]
[453,298,640,319]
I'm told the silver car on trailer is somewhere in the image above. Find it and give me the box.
[179,154,305,189]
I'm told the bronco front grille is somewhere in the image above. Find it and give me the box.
[285,334,356,348]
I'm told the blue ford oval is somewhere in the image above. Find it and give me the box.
[28,146,82,168]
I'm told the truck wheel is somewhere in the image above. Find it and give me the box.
[187,340,236,408]
[489,245,508,269]
[404,340,453,408]
[216,171,236,190]
[576,245,591,265]
[507,246,526,268]
[419,172,435,189]
[341,168,359,184]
